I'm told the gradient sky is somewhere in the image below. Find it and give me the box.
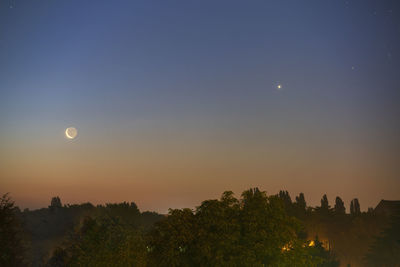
[1,0,399,213]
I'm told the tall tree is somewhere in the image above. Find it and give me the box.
[149,208,196,267]
[0,193,26,266]
[279,190,292,205]
[49,196,62,209]
[320,194,330,211]
[334,197,346,214]
[350,199,361,215]
[295,193,306,211]
[149,189,332,266]
[278,190,293,214]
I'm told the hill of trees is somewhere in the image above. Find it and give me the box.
[1,189,398,266]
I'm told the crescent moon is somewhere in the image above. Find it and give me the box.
[65,129,73,139]
[65,127,77,139]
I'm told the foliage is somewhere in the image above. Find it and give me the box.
[50,197,62,209]
[306,236,340,267]
[47,216,148,267]
[320,195,330,211]
[6,189,395,266]
[148,188,337,266]
[334,197,345,215]
[0,193,26,267]
[364,212,400,267]
[295,193,306,211]
[350,199,360,216]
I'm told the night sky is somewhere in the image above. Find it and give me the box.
[1,0,399,213]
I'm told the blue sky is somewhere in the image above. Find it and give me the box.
[1,0,399,212]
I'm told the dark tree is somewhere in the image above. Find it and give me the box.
[364,213,400,266]
[42,189,341,266]
[46,247,69,267]
[0,193,26,266]
[308,236,340,267]
[295,193,306,211]
[350,199,360,215]
[50,196,62,209]
[350,201,354,215]
[334,197,346,214]
[279,190,292,205]
[367,207,374,214]
[278,190,293,214]
[354,199,360,214]
[149,208,197,266]
[149,189,330,266]
[47,216,148,266]
[320,194,330,211]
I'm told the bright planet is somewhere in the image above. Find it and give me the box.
[65,127,78,139]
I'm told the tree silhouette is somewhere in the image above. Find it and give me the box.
[149,208,196,266]
[295,193,306,211]
[334,197,345,214]
[279,190,292,205]
[320,194,330,211]
[0,193,26,266]
[350,199,361,215]
[148,189,335,266]
[278,190,294,215]
[47,216,148,266]
[49,196,62,210]
[14,188,386,266]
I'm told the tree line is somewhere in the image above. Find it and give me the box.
[1,189,399,266]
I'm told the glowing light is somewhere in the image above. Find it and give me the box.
[308,240,315,247]
[282,243,292,251]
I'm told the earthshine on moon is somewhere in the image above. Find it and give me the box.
[65,127,78,139]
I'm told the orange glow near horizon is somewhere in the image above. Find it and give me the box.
[1,126,399,214]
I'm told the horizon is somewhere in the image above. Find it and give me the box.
[8,188,397,214]
[1,0,400,215]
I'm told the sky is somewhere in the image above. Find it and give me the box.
[1,0,399,213]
